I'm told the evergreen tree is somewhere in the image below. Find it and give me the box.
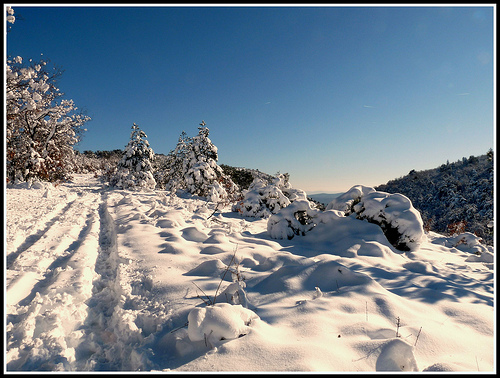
[156,121,238,202]
[155,131,192,191]
[110,123,156,190]
[183,121,238,202]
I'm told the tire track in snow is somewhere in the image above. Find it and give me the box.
[15,208,97,308]
[6,199,78,269]
[5,190,102,371]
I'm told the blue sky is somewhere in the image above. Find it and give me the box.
[5,5,495,192]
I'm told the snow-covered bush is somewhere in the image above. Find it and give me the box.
[324,186,425,251]
[6,55,90,183]
[267,199,345,240]
[187,303,259,348]
[325,185,376,213]
[267,199,320,239]
[110,123,156,191]
[269,185,425,251]
[352,191,426,251]
[233,173,309,218]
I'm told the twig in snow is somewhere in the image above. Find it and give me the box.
[213,244,238,305]
[170,322,189,334]
[207,203,219,220]
[193,281,213,306]
[414,326,422,346]
[396,316,401,338]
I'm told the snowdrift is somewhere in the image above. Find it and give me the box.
[5,174,495,372]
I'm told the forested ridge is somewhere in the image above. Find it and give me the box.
[376,151,494,245]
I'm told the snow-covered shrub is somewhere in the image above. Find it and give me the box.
[325,185,425,251]
[110,123,156,191]
[187,303,259,347]
[448,232,492,259]
[326,185,376,213]
[233,173,309,218]
[267,199,320,239]
[267,199,345,240]
[269,185,425,251]
[352,191,425,251]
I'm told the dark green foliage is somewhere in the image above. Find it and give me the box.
[220,164,255,190]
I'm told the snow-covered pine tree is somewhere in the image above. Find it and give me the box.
[154,131,192,191]
[110,123,156,190]
[183,121,239,202]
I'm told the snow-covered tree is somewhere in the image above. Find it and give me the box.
[157,122,238,202]
[110,123,156,190]
[6,56,90,183]
[155,131,192,191]
[6,6,15,31]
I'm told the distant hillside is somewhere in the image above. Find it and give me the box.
[375,150,494,245]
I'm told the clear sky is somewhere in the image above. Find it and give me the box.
[5,5,495,193]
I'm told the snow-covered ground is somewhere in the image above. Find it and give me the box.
[5,174,495,372]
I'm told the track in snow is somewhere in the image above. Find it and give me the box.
[6,177,105,370]
[6,178,170,371]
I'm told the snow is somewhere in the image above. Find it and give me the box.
[5,174,495,372]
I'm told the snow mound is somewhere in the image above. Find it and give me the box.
[375,338,418,371]
[254,255,372,295]
[187,303,259,347]
[184,259,227,278]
